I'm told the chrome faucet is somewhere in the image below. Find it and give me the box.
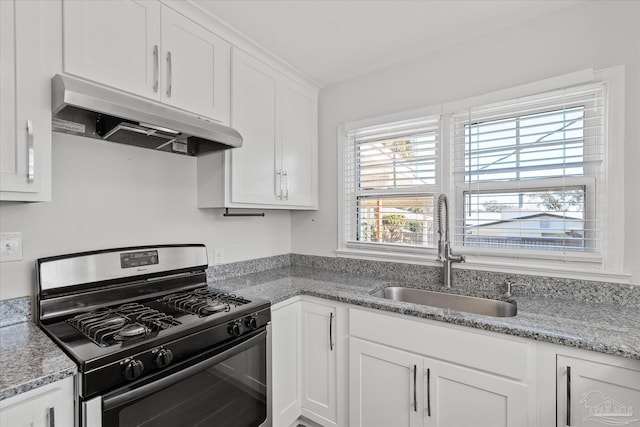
[436,194,465,288]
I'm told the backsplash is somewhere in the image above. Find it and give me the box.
[208,253,640,309]
[3,254,636,327]
[0,297,31,328]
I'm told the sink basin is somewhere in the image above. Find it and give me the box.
[371,287,517,317]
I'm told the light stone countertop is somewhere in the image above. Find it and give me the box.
[0,321,76,401]
[2,263,638,402]
[209,266,640,360]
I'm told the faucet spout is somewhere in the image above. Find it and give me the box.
[436,195,465,288]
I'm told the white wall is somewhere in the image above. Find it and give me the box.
[291,1,640,284]
[0,133,291,299]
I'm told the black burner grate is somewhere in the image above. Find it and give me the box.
[160,288,250,317]
[67,303,181,347]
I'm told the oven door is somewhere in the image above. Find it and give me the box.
[87,327,271,427]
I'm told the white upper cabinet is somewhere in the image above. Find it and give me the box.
[62,0,230,124]
[227,49,279,205]
[197,48,318,210]
[160,6,230,123]
[0,0,52,201]
[63,0,161,99]
[280,79,317,207]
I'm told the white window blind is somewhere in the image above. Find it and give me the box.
[344,115,440,248]
[452,83,605,256]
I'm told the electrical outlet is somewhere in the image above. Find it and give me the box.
[0,232,23,262]
[214,248,224,265]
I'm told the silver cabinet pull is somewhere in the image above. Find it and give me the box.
[426,368,431,416]
[27,120,34,183]
[283,171,289,200]
[166,51,172,97]
[47,406,55,427]
[152,45,159,92]
[276,170,283,199]
[413,365,417,412]
[329,312,334,351]
[566,366,571,426]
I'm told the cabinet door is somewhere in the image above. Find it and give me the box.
[272,302,302,427]
[557,355,640,427]
[0,377,74,427]
[350,338,423,427]
[425,358,528,427]
[63,0,161,99]
[301,301,337,424]
[0,0,51,201]
[229,49,279,205]
[161,6,230,124]
[280,79,318,208]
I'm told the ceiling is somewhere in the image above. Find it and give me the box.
[193,0,582,87]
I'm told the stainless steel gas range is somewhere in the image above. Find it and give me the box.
[35,244,271,427]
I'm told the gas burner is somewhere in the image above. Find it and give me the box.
[67,303,180,347]
[202,301,228,314]
[160,288,248,317]
[115,323,149,339]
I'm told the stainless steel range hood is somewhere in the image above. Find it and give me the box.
[51,74,242,156]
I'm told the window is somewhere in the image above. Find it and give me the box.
[339,67,623,276]
[342,115,440,250]
[452,84,604,255]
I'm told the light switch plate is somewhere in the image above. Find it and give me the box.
[0,232,23,262]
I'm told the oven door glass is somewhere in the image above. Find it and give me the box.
[102,330,268,427]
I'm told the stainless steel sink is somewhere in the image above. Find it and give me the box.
[371,287,517,317]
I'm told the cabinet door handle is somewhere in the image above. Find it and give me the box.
[283,171,289,200]
[166,51,172,97]
[276,170,283,199]
[47,406,55,427]
[427,368,431,417]
[329,312,333,351]
[566,366,571,426]
[413,365,417,412]
[152,45,159,92]
[27,120,34,183]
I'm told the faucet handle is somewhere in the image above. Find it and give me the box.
[501,281,512,298]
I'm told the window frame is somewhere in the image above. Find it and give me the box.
[451,87,603,260]
[338,106,443,259]
[337,66,627,282]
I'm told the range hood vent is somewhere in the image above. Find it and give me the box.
[51,74,242,156]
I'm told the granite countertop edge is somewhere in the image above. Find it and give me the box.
[210,268,640,361]
[2,267,637,401]
[0,322,77,402]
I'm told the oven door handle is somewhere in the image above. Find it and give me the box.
[102,330,266,411]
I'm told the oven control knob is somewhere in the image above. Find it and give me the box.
[228,320,242,337]
[122,359,144,381]
[245,315,258,330]
[153,348,173,369]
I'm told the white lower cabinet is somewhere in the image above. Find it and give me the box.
[556,353,640,427]
[350,338,424,427]
[349,337,528,427]
[425,357,528,427]
[349,308,531,427]
[272,299,302,427]
[272,297,640,427]
[0,376,74,427]
[300,301,339,426]
[271,297,345,427]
